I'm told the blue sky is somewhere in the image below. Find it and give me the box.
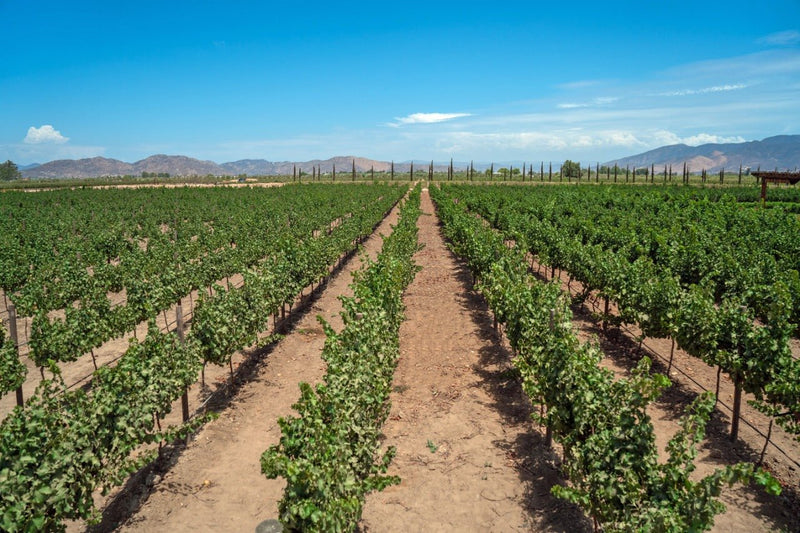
[1,1,799,165]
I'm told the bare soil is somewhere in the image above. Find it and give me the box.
[530,265,800,532]
[101,197,402,532]
[10,185,796,532]
[360,190,589,531]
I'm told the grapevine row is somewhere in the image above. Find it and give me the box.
[430,184,779,531]
[0,185,405,530]
[1,185,403,391]
[447,184,800,442]
[261,185,422,532]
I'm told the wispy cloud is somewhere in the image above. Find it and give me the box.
[557,96,618,109]
[390,112,471,126]
[24,125,69,144]
[757,30,800,46]
[434,129,747,158]
[649,131,746,146]
[3,142,105,163]
[658,83,748,97]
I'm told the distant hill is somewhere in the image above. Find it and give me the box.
[20,154,467,179]
[26,155,229,179]
[21,155,404,179]
[605,135,800,173]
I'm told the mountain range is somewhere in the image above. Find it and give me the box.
[19,135,800,179]
[21,155,422,179]
[604,135,800,173]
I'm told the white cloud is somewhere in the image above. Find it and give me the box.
[24,125,69,144]
[757,30,800,46]
[557,97,618,109]
[664,49,800,79]
[439,129,649,153]
[641,130,746,147]
[593,96,619,105]
[2,142,105,165]
[680,133,745,146]
[392,112,471,126]
[658,84,748,97]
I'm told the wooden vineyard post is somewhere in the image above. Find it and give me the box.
[650,163,655,183]
[731,376,743,442]
[332,163,336,181]
[596,162,599,182]
[352,159,356,181]
[720,167,724,184]
[410,161,413,181]
[8,303,23,407]
[293,165,296,182]
[522,162,526,182]
[176,299,189,424]
[391,160,394,180]
[370,165,374,180]
[738,164,742,185]
[668,337,675,377]
[632,166,635,183]
[613,165,617,182]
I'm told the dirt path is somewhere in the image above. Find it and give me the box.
[360,190,589,532]
[105,200,402,533]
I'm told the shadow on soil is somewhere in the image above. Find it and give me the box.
[567,295,800,532]
[436,229,592,531]
[87,240,367,532]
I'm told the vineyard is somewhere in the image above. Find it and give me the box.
[0,180,799,531]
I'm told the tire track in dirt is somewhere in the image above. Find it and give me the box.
[360,189,589,532]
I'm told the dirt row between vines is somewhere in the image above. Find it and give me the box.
[93,188,586,532]
[514,264,800,531]
[83,186,797,532]
[79,198,401,532]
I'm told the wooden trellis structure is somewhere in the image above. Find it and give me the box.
[752,171,800,206]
